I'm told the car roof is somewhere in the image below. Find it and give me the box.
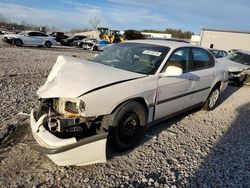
[208,48,226,51]
[125,39,195,49]
[25,31,45,33]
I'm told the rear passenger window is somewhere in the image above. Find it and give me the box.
[28,32,36,36]
[191,48,214,70]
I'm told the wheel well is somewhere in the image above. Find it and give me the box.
[101,98,149,129]
[15,38,22,42]
[111,97,149,115]
[213,81,221,91]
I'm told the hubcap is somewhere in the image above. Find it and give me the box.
[118,112,140,143]
[209,89,219,108]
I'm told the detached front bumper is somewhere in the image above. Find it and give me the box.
[228,70,250,85]
[2,37,13,44]
[29,109,107,166]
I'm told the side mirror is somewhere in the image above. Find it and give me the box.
[161,65,183,77]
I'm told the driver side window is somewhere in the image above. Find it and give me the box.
[165,48,191,72]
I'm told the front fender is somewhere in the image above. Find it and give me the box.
[79,75,157,117]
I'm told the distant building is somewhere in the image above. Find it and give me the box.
[190,35,201,45]
[200,28,250,51]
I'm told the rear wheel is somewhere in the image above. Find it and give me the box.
[203,86,220,111]
[45,41,52,48]
[108,101,147,151]
[14,39,23,47]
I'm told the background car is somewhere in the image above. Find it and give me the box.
[3,31,56,47]
[50,32,68,42]
[60,35,86,46]
[30,40,228,166]
[0,28,7,34]
[218,50,250,86]
[208,48,228,58]
[81,39,111,51]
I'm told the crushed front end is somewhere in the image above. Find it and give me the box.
[30,98,107,166]
[229,69,250,86]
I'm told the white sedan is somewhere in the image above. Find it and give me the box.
[3,31,56,48]
[218,50,250,86]
[29,40,228,166]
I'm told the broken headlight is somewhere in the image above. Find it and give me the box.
[56,98,85,117]
[65,100,85,114]
[65,101,78,114]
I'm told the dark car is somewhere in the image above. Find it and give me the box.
[50,32,68,42]
[60,35,87,46]
[208,49,228,58]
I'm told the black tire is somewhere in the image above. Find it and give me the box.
[45,41,52,48]
[108,101,147,152]
[203,86,220,111]
[14,39,23,47]
[235,76,246,87]
[79,42,83,48]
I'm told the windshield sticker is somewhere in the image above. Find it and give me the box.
[142,50,162,57]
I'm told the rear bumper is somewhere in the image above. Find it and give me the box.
[29,109,107,166]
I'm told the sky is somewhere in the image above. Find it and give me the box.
[0,0,250,34]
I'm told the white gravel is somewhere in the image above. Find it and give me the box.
[0,36,250,187]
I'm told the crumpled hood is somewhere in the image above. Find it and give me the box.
[37,55,145,98]
[218,57,250,72]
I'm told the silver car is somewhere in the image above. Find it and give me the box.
[218,50,250,86]
[29,40,228,166]
[3,31,57,48]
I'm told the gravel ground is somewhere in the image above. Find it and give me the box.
[0,36,250,187]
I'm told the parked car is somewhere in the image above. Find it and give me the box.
[81,39,112,51]
[2,31,56,47]
[0,28,7,34]
[50,32,68,42]
[60,35,86,46]
[29,40,228,166]
[218,50,250,86]
[208,49,228,58]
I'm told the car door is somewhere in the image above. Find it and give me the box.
[35,32,49,45]
[189,47,216,106]
[154,47,195,120]
[23,32,37,45]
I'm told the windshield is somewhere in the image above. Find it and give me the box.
[18,31,27,35]
[229,51,250,65]
[92,43,169,74]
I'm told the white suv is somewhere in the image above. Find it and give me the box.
[29,40,228,166]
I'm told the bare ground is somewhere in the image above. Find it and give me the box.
[0,37,250,187]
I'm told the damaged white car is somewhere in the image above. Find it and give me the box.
[218,50,250,86]
[30,40,228,166]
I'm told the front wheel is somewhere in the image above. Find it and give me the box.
[203,86,220,111]
[14,39,23,47]
[45,41,52,48]
[108,101,147,152]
